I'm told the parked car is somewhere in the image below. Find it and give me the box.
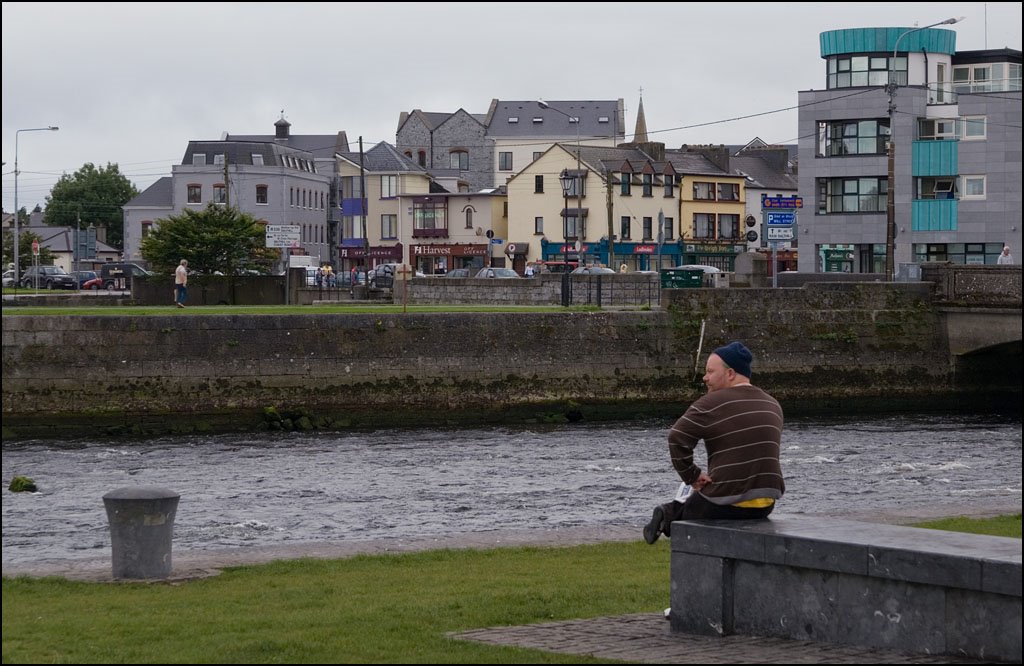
[20,265,76,289]
[445,268,471,278]
[571,266,616,275]
[100,262,152,290]
[2,270,14,288]
[671,264,722,273]
[71,270,99,288]
[82,276,104,290]
[474,267,520,279]
[532,260,578,273]
[367,263,424,288]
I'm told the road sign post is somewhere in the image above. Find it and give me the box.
[265,225,301,305]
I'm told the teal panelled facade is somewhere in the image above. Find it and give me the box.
[912,199,958,231]
[820,28,957,57]
[912,140,959,176]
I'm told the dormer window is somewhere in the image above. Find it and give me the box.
[532,117,544,123]
[598,116,610,123]
[569,117,579,123]
[252,153,264,166]
[192,153,205,166]
[508,117,519,123]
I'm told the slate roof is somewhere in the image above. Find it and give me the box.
[20,224,119,254]
[730,154,798,191]
[486,100,624,140]
[181,141,318,169]
[124,177,173,208]
[337,141,427,173]
[223,132,350,159]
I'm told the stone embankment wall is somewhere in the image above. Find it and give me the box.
[2,282,977,439]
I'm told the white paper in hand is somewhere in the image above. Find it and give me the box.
[674,481,692,503]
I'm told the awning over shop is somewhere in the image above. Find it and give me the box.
[505,242,530,256]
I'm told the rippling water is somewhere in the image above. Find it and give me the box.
[2,413,1020,566]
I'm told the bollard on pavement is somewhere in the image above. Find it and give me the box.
[102,486,180,579]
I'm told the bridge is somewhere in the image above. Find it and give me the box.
[921,263,1022,356]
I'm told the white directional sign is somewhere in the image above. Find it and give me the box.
[265,224,301,248]
[767,226,795,240]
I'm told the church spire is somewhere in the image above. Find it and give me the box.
[633,91,649,144]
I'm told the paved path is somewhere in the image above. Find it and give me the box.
[452,613,983,664]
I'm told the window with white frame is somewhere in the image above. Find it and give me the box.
[663,175,675,198]
[252,153,264,166]
[915,176,957,200]
[642,173,653,197]
[256,184,268,204]
[213,184,226,204]
[192,153,205,166]
[961,116,986,140]
[642,216,653,240]
[381,214,398,239]
[620,216,631,240]
[961,175,986,199]
[620,174,631,196]
[187,184,201,204]
[918,118,958,141]
[213,153,225,166]
[381,175,398,198]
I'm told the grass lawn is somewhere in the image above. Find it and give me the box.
[3,515,1019,663]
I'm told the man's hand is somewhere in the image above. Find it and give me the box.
[692,472,713,491]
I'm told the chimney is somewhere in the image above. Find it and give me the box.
[683,144,729,172]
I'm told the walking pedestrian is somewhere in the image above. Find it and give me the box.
[174,259,189,308]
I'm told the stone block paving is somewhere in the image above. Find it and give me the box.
[451,613,984,664]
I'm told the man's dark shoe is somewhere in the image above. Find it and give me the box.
[643,505,664,544]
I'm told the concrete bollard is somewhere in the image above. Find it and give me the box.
[102,486,180,579]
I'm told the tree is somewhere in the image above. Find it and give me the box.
[2,229,55,273]
[141,204,279,276]
[44,162,139,251]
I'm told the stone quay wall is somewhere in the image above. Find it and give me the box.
[0,282,991,439]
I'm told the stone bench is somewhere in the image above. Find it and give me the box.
[670,515,1022,662]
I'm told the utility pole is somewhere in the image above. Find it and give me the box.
[358,137,368,268]
[605,166,615,268]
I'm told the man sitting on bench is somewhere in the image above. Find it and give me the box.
[644,341,785,543]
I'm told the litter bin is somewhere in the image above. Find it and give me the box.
[103,486,180,579]
[660,268,703,288]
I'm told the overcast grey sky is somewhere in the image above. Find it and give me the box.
[3,2,1021,213]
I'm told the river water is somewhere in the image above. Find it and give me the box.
[2,413,1020,569]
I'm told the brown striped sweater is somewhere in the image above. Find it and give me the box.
[668,384,785,506]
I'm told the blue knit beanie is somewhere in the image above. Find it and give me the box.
[713,341,753,379]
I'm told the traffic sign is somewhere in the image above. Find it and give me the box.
[31,240,40,256]
[491,238,503,244]
[761,195,803,209]
[765,212,796,226]
[265,224,301,248]
[767,226,794,240]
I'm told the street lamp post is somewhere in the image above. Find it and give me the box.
[885,17,961,280]
[13,126,59,286]
[538,101,599,267]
